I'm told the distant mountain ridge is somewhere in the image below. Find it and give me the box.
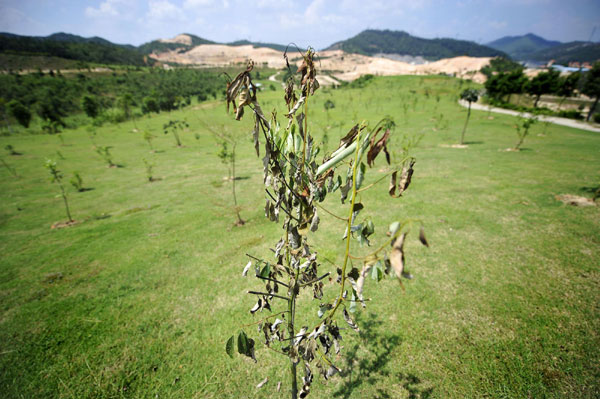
[1,31,598,69]
[529,41,600,64]
[0,32,145,65]
[325,29,506,60]
[487,33,561,60]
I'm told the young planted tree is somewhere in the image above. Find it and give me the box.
[70,172,86,192]
[96,146,115,168]
[5,144,20,156]
[460,88,479,145]
[513,115,537,151]
[45,159,73,223]
[163,120,189,147]
[143,158,155,182]
[324,99,335,122]
[42,120,65,145]
[223,54,427,398]
[142,130,156,152]
[216,134,245,226]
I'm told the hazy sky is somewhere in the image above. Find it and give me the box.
[1,0,599,48]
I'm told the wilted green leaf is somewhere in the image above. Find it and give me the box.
[226,335,234,358]
[370,260,384,281]
[259,263,270,278]
[238,331,249,355]
[356,162,366,189]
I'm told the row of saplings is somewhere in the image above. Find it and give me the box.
[461,88,540,150]
[1,118,194,228]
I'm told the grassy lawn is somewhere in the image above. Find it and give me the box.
[0,74,598,398]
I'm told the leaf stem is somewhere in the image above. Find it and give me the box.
[247,291,290,301]
[240,311,289,328]
[256,275,290,288]
[299,272,330,288]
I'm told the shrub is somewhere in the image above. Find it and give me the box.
[7,100,31,128]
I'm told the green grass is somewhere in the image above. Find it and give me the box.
[0,75,599,398]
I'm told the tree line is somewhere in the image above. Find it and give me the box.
[483,58,600,121]
[0,68,225,131]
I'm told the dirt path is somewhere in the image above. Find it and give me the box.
[268,71,281,82]
[459,100,600,133]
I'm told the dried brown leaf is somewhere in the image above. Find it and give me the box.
[339,124,359,148]
[390,232,407,280]
[343,308,360,332]
[389,159,415,197]
[367,128,390,167]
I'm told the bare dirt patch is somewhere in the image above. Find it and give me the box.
[51,220,79,229]
[555,194,596,207]
[150,42,492,82]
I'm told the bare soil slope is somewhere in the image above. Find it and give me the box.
[150,44,492,82]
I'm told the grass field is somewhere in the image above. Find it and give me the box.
[0,74,599,398]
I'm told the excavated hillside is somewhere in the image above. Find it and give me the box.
[150,41,492,83]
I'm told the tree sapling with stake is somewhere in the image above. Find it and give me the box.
[513,115,537,151]
[143,130,156,152]
[223,53,428,399]
[70,172,85,192]
[459,88,479,145]
[45,159,74,225]
[143,158,155,182]
[96,146,116,167]
[163,120,189,147]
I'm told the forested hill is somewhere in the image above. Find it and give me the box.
[486,33,561,60]
[528,41,600,65]
[0,32,146,66]
[325,29,506,60]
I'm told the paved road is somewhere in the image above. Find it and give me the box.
[458,100,600,133]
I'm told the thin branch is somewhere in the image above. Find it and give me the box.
[299,272,330,287]
[240,311,289,328]
[256,274,289,288]
[265,344,288,357]
[356,170,394,193]
[315,202,347,221]
[266,189,298,222]
[247,291,290,301]
[347,218,424,261]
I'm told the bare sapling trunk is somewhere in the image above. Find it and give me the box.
[59,183,73,222]
[461,102,471,145]
[231,142,245,226]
